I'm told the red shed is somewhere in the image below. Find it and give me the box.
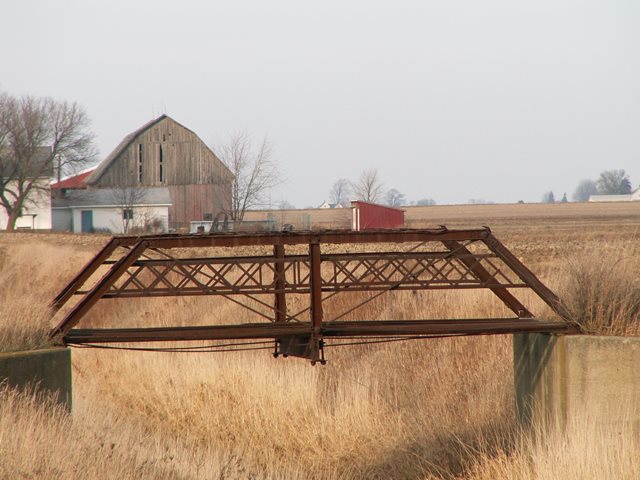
[351,201,405,230]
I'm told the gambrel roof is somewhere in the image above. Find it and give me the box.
[51,168,96,190]
[85,115,233,185]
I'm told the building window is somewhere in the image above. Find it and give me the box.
[158,144,164,182]
[123,209,134,220]
[137,144,143,183]
[203,212,213,221]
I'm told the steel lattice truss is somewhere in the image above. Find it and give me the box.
[49,227,577,363]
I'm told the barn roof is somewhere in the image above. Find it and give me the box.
[85,115,233,185]
[85,116,167,185]
[351,200,405,212]
[51,168,96,190]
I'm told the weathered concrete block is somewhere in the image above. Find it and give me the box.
[514,334,640,432]
[0,347,72,411]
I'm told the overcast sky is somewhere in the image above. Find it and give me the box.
[2,0,638,206]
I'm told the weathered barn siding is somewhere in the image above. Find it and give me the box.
[167,184,232,230]
[87,116,232,230]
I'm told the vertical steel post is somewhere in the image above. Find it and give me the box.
[274,244,286,322]
[309,241,323,362]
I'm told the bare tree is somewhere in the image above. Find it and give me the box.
[0,92,96,230]
[111,183,147,234]
[329,178,351,207]
[385,188,406,207]
[277,199,295,210]
[351,169,384,203]
[215,131,280,221]
[572,179,598,202]
[416,198,437,206]
[597,169,632,195]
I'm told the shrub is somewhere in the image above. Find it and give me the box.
[559,244,640,336]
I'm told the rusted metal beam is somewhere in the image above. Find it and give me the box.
[49,236,133,312]
[63,318,576,344]
[103,250,499,266]
[442,240,532,317]
[93,250,527,299]
[482,233,575,322]
[49,240,149,340]
[97,283,527,299]
[48,229,491,313]
[321,318,576,336]
[308,241,323,361]
[139,228,490,249]
[274,244,286,322]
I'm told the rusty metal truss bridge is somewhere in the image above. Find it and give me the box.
[49,227,578,364]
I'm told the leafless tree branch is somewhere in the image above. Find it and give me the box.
[111,181,147,234]
[214,131,280,221]
[0,92,96,230]
[351,169,384,203]
[329,178,351,206]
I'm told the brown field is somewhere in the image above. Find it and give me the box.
[246,200,640,230]
[1,201,640,479]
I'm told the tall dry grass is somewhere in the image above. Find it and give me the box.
[1,234,516,478]
[558,240,640,335]
[69,334,514,479]
[464,414,640,480]
[0,239,100,352]
[1,228,640,478]
[0,383,284,479]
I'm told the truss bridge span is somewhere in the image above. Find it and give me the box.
[49,227,579,364]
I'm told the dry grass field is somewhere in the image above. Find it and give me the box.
[1,201,640,479]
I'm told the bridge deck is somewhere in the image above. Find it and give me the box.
[65,318,576,344]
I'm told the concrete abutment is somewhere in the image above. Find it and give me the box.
[514,333,640,433]
[0,347,72,411]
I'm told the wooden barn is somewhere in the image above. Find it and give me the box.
[85,115,233,231]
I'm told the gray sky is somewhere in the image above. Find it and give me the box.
[2,0,639,206]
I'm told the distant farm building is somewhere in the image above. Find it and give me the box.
[239,201,405,231]
[589,188,640,202]
[85,115,233,231]
[351,201,404,231]
[53,187,171,234]
[52,115,233,233]
[318,201,346,209]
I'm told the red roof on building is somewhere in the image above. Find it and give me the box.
[51,169,96,190]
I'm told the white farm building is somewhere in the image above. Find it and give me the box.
[589,188,640,202]
[52,187,171,234]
